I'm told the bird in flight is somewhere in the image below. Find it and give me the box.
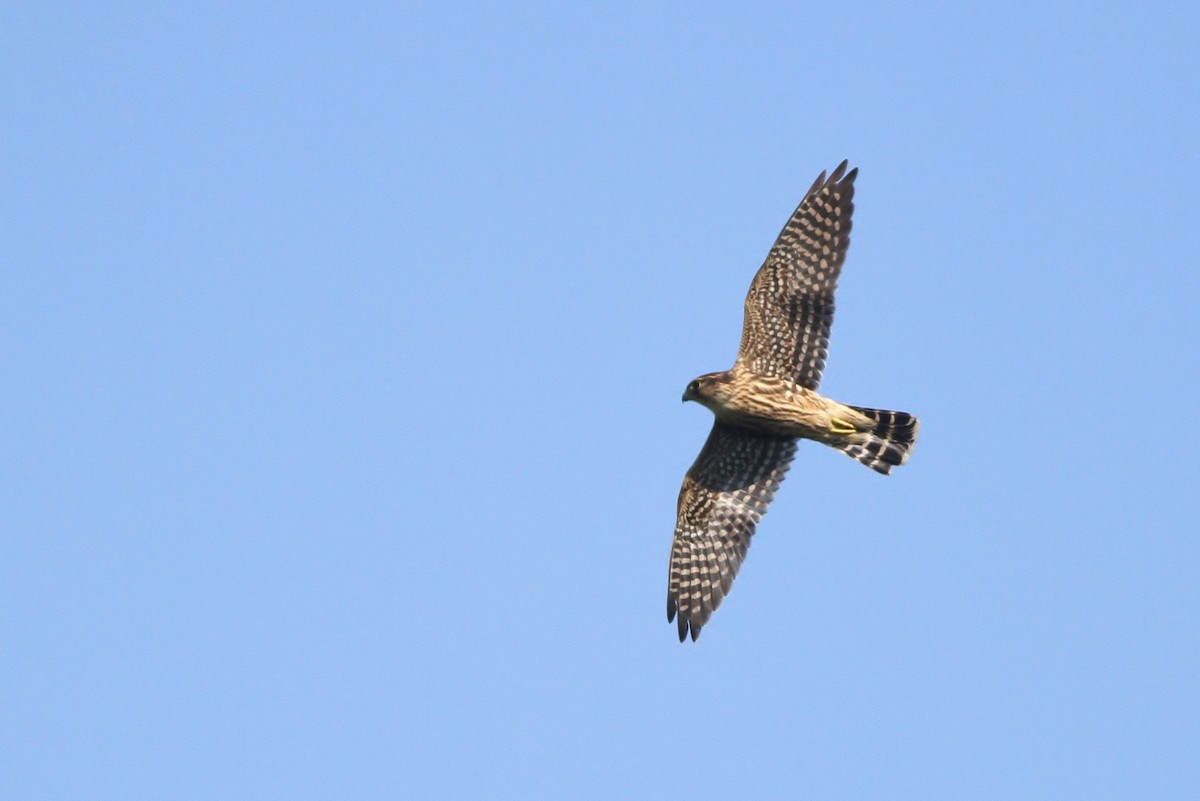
[668,161,919,642]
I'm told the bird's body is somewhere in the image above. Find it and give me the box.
[667,161,919,642]
[683,371,874,443]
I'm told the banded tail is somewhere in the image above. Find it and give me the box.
[836,407,919,475]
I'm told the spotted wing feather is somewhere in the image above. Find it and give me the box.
[736,161,857,389]
[667,423,797,642]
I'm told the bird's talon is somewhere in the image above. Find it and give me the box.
[829,418,856,435]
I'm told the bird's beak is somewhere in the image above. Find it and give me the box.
[681,391,690,403]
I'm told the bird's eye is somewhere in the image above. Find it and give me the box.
[687,380,702,394]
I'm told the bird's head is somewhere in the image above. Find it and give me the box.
[682,372,729,405]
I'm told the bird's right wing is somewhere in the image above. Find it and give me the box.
[736,161,857,390]
[667,423,797,642]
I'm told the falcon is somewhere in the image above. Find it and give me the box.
[668,161,919,642]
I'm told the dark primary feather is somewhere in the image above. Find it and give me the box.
[667,423,797,642]
[736,161,857,389]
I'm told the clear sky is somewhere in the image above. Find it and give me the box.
[4,3,1198,799]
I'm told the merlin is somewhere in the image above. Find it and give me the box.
[667,161,919,642]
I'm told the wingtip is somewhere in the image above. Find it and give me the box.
[668,599,703,642]
[831,159,858,184]
[806,161,856,199]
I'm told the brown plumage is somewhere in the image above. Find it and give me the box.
[667,161,919,642]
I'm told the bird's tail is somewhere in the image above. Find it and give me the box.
[834,407,919,475]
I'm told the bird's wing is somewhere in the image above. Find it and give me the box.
[667,422,797,642]
[736,161,857,389]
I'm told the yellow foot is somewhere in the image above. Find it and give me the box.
[829,418,857,435]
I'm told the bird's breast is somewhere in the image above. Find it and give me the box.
[706,379,830,439]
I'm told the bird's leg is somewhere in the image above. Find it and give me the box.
[829,418,858,435]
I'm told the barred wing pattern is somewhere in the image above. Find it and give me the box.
[667,423,797,642]
[736,161,857,389]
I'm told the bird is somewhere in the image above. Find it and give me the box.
[667,161,919,642]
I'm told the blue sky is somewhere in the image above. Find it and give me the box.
[4,2,1198,798]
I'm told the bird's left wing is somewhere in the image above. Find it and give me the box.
[736,161,857,389]
[667,422,797,642]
